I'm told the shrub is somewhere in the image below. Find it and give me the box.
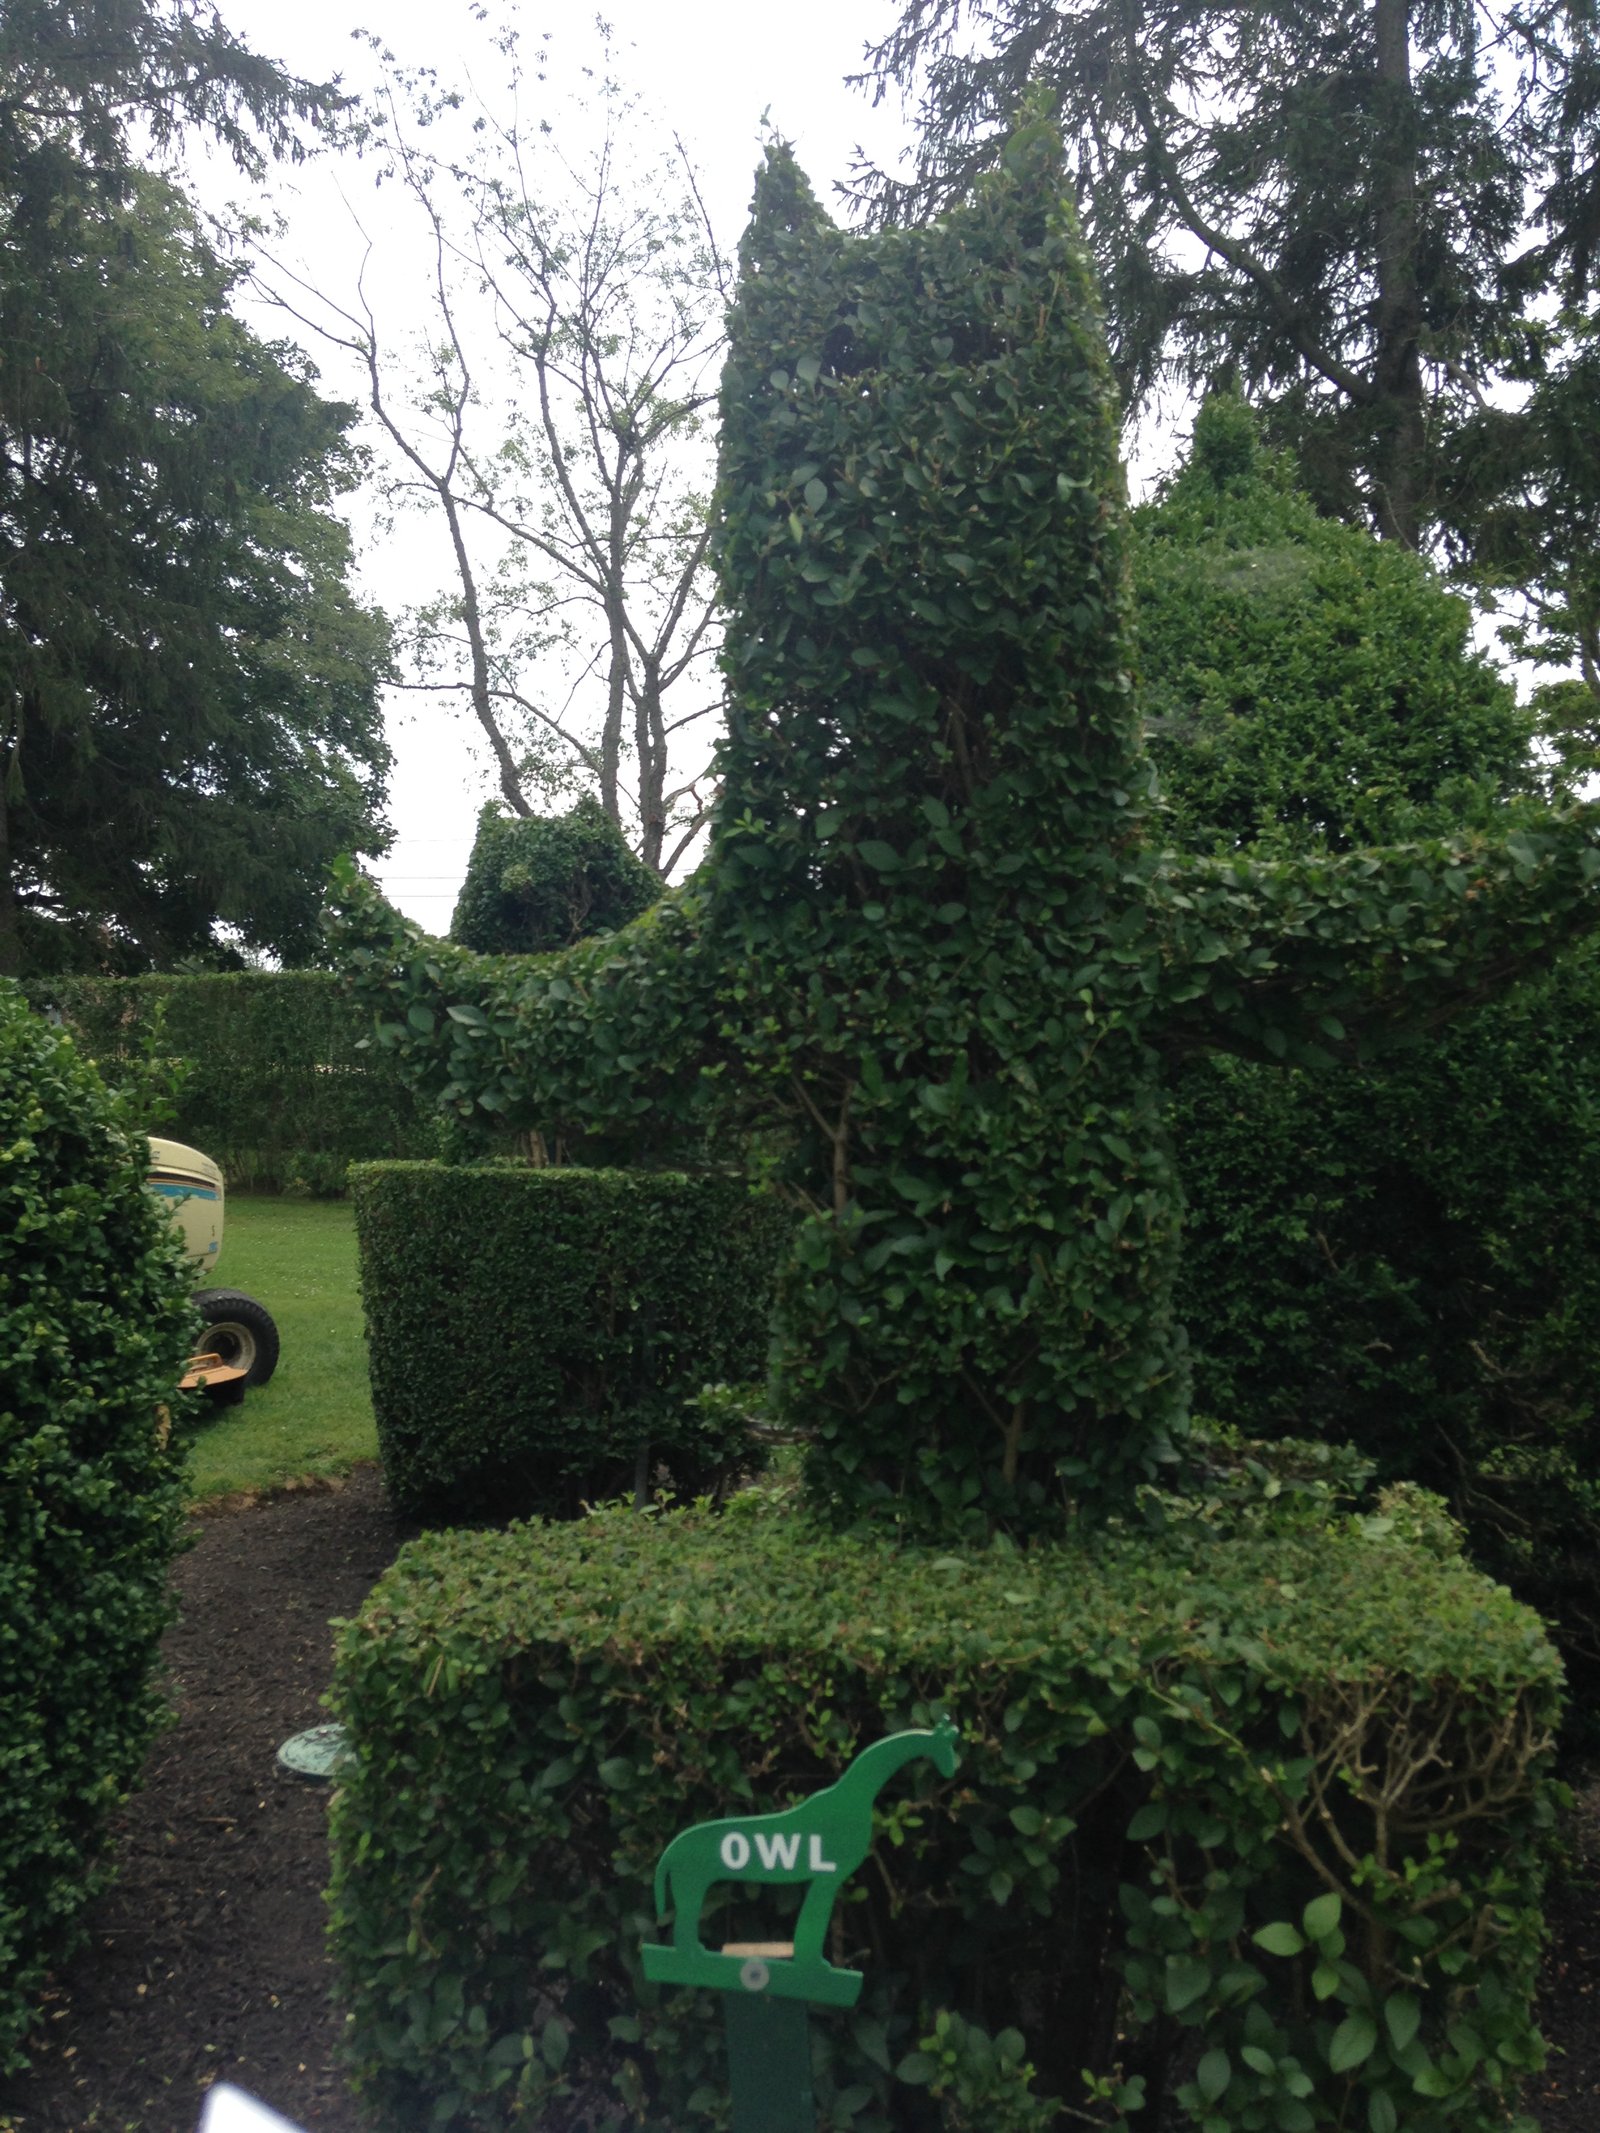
[0,983,194,2071]
[328,1478,1561,2133]
[1134,392,1534,854]
[451,797,660,956]
[349,1162,789,1522]
[335,130,1600,1541]
[1137,398,1600,1716]
[28,970,437,1191]
[1173,944,1600,1716]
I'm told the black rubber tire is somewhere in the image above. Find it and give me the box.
[205,1375,248,1409]
[192,1288,281,1387]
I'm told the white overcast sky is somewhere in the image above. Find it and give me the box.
[187,0,926,930]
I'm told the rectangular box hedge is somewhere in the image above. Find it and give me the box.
[327,1484,1562,2133]
[349,1162,789,1522]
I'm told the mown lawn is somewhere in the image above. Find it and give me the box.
[182,1195,376,1505]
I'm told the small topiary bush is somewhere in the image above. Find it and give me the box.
[451,797,660,956]
[349,1162,789,1522]
[328,1477,1561,2133]
[0,983,194,2072]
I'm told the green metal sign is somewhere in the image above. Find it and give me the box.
[641,1722,960,2133]
[641,1721,960,2008]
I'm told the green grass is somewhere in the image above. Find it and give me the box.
[182,1195,377,1505]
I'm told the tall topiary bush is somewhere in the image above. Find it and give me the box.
[0,982,194,2071]
[1138,398,1600,1710]
[328,117,1600,2131]
[337,124,1600,1537]
[450,796,659,956]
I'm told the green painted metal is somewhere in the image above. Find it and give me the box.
[724,1991,815,2133]
[641,1722,960,2009]
[276,1723,350,1781]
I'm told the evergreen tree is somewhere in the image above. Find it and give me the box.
[857,0,1600,556]
[0,4,388,972]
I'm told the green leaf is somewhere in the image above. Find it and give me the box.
[1127,1800,1167,1840]
[1196,2048,1230,2102]
[1302,1891,1341,1941]
[1383,1992,1421,2055]
[1165,1954,1211,2013]
[1367,2090,1398,2133]
[1411,2063,1457,2098]
[1252,1921,1307,1957]
[856,840,901,871]
[1329,2012,1377,2072]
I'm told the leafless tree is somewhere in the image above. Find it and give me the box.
[259,29,730,875]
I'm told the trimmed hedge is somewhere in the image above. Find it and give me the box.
[1136,396,1600,1722]
[28,971,437,1192]
[328,1475,1560,2133]
[349,1163,789,1522]
[1173,943,1600,1717]
[0,984,194,2071]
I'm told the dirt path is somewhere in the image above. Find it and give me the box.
[0,1469,403,2133]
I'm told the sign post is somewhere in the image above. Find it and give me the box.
[641,1722,959,2132]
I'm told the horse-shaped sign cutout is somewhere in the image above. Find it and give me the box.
[641,1723,960,2007]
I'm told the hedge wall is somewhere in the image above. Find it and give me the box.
[1173,941,1600,1719]
[328,1477,1561,2133]
[350,1163,790,1522]
[0,985,194,2071]
[28,971,437,1192]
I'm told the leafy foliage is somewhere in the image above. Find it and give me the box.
[1136,395,1533,849]
[337,118,1600,1540]
[328,1483,1561,2132]
[349,1162,788,1522]
[0,982,193,2071]
[450,798,659,957]
[1139,402,1600,1721]
[0,66,390,974]
[29,972,436,1194]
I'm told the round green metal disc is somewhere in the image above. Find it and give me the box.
[277,1723,350,1781]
